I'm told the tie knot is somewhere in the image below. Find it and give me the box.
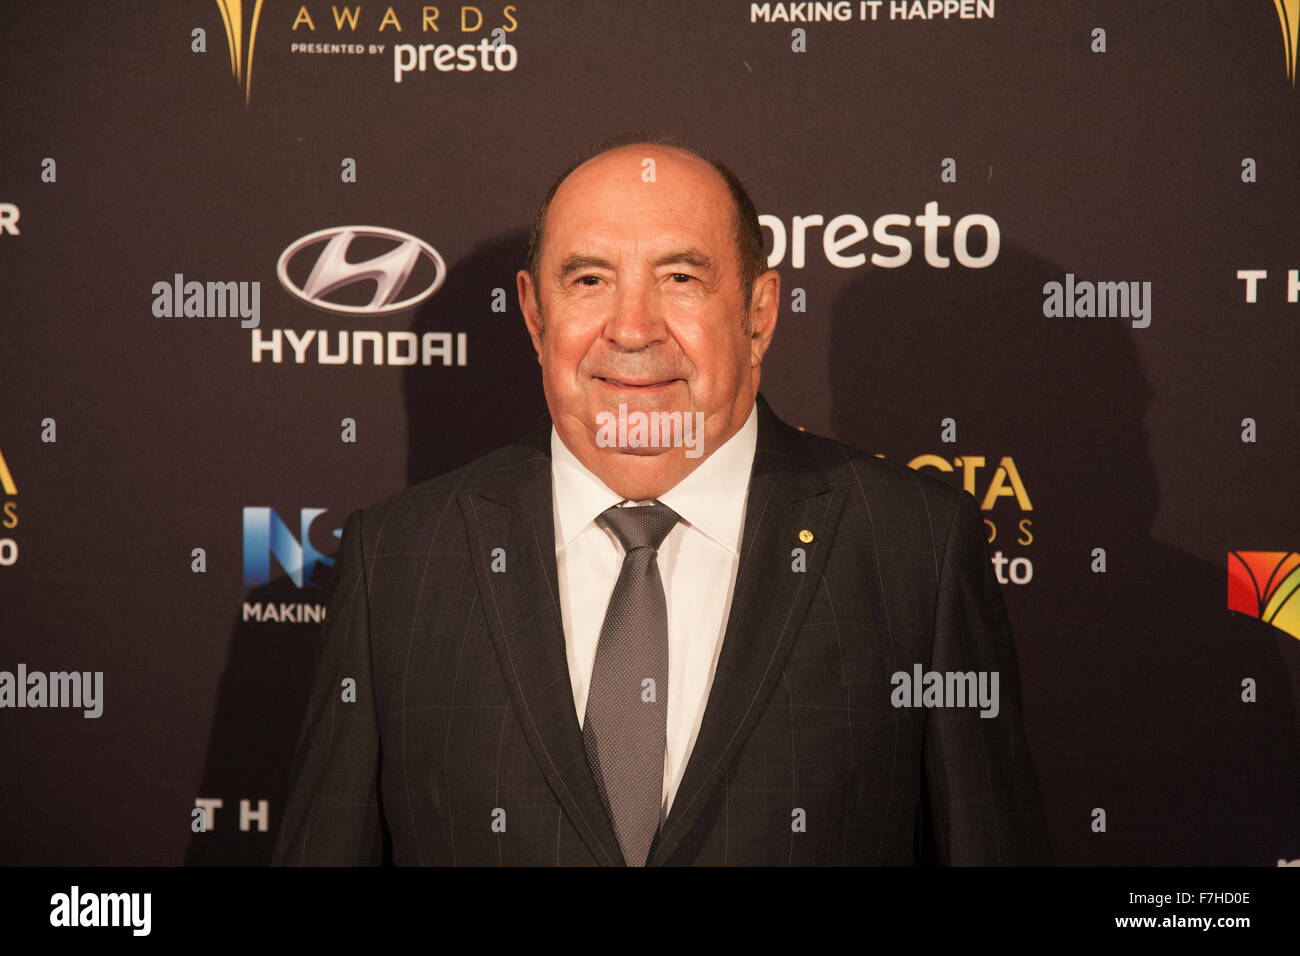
[598,501,680,553]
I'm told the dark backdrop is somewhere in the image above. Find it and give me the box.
[1,0,1297,865]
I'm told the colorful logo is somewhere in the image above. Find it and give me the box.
[1229,551,1300,639]
[216,0,265,104]
[1276,0,1299,88]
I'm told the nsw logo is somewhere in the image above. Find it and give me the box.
[243,507,340,588]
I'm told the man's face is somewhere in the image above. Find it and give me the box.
[517,145,776,497]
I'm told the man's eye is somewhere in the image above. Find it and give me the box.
[669,273,694,283]
[578,275,602,286]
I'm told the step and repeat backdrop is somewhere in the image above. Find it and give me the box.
[1,1,1298,866]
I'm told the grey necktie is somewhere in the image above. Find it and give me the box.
[583,500,680,867]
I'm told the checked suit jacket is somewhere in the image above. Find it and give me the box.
[274,391,1051,866]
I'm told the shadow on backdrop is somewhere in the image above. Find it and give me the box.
[187,233,546,864]
[405,231,548,485]
[827,240,1300,865]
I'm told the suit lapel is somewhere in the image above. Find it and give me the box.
[647,393,847,865]
[458,412,624,867]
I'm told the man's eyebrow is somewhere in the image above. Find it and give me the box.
[652,248,716,272]
[556,254,615,282]
[555,248,717,282]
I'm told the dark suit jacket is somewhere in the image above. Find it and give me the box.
[274,391,1051,865]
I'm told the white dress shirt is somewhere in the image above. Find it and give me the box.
[550,399,758,822]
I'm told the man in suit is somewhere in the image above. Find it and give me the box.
[274,134,1051,866]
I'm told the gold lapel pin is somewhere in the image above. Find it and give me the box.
[798,529,814,543]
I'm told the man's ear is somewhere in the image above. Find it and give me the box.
[517,269,544,356]
[748,269,780,367]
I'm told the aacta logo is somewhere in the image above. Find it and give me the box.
[216,0,265,104]
[1276,0,1299,88]
[1228,551,1300,640]
[0,446,15,497]
[277,226,447,315]
[0,446,16,568]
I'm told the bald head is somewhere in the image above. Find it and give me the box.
[525,137,766,320]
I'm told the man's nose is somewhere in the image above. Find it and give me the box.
[605,278,666,350]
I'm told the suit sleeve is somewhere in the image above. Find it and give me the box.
[921,489,1052,865]
[273,507,385,865]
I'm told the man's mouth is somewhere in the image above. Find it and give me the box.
[596,377,681,389]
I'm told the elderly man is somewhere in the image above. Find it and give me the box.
[274,133,1051,866]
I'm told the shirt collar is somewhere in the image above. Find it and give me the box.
[551,399,759,554]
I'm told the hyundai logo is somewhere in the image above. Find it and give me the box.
[276,226,446,315]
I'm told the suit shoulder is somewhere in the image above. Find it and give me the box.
[349,440,540,531]
[790,426,967,513]
[785,426,981,569]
